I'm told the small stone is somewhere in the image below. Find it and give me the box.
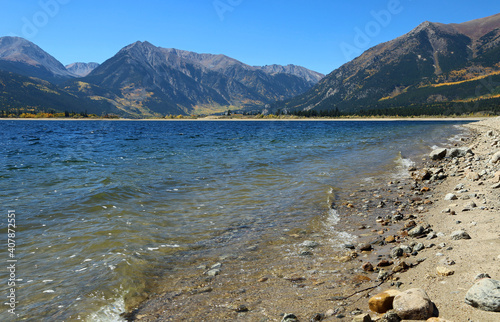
[454,183,465,191]
[302,240,320,248]
[282,313,299,322]
[310,313,324,321]
[299,250,313,256]
[391,247,404,259]
[379,310,401,322]
[465,278,500,312]
[444,193,458,201]
[436,266,455,276]
[427,318,453,322]
[368,289,401,313]
[206,269,220,276]
[378,269,390,281]
[392,261,409,273]
[352,313,372,322]
[362,262,374,272]
[412,169,431,181]
[491,182,500,189]
[393,288,434,320]
[467,172,480,181]
[426,232,437,240]
[430,148,447,160]
[377,260,393,267]
[258,277,269,282]
[490,151,500,164]
[358,243,373,251]
[450,230,471,240]
[385,235,396,243]
[414,243,425,251]
[475,273,491,280]
[235,304,249,312]
[408,225,425,237]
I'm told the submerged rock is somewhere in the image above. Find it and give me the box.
[465,278,500,312]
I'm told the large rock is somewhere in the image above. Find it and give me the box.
[465,278,500,312]
[393,288,434,320]
[368,289,401,313]
[430,148,447,160]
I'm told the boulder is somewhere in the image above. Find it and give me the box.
[465,278,500,312]
[430,148,447,160]
[393,288,434,320]
[450,230,471,240]
[368,290,401,313]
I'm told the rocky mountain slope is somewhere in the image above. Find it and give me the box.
[278,13,500,114]
[65,62,100,77]
[0,37,323,117]
[77,41,323,116]
[0,37,76,83]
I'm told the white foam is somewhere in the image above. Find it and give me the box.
[86,296,126,322]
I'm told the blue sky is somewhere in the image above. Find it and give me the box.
[1,0,499,74]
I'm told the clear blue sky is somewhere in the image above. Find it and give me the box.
[1,0,499,75]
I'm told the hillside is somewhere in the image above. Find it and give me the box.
[278,13,500,115]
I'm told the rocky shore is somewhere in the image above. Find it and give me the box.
[125,118,500,322]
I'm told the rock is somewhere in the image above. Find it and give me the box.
[302,240,320,248]
[427,318,453,322]
[475,273,491,280]
[282,313,298,322]
[378,269,390,281]
[408,225,425,237]
[465,278,500,312]
[414,243,425,251]
[385,235,396,243]
[467,172,480,181]
[235,304,249,312]
[491,182,500,189]
[362,262,374,272]
[368,289,401,313]
[358,243,373,251]
[392,261,409,273]
[393,288,434,320]
[412,169,431,181]
[491,151,500,164]
[377,260,393,267]
[430,148,447,160]
[444,193,458,201]
[391,247,404,259]
[454,183,465,191]
[206,268,220,276]
[379,310,401,322]
[450,230,471,240]
[426,232,437,240]
[400,245,413,254]
[436,266,455,276]
[352,313,372,322]
[310,313,324,321]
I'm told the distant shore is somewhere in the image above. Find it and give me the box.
[0,116,491,122]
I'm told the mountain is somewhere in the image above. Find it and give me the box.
[0,70,119,115]
[65,62,100,77]
[278,13,500,115]
[256,64,324,85]
[0,36,76,83]
[77,41,324,116]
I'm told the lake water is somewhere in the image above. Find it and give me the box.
[0,120,471,321]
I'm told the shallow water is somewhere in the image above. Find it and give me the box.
[0,120,470,321]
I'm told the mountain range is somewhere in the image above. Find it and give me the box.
[277,13,500,115]
[1,13,500,118]
[0,37,323,117]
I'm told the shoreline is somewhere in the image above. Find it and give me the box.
[123,119,500,321]
[0,117,491,122]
